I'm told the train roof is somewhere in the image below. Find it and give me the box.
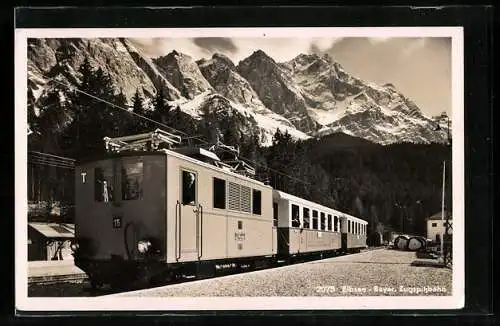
[273,190,367,224]
[77,148,271,189]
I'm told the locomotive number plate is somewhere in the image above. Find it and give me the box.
[113,216,122,229]
[234,232,246,241]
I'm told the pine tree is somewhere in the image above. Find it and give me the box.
[151,88,171,126]
[132,89,145,116]
[62,56,121,158]
[130,88,152,133]
[109,89,130,137]
[222,118,240,147]
[27,88,38,130]
[37,87,69,153]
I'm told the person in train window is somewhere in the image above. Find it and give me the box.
[291,205,300,227]
[102,180,109,202]
[182,171,196,205]
[96,177,112,202]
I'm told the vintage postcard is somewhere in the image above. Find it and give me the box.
[15,26,464,312]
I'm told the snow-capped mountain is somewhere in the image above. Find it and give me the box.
[197,53,309,143]
[280,53,451,145]
[27,37,451,146]
[28,38,160,101]
[237,50,318,133]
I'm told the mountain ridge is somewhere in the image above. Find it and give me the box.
[27,38,451,146]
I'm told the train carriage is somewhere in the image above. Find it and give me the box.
[273,190,343,261]
[340,213,368,253]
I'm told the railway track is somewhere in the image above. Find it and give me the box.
[29,247,385,297]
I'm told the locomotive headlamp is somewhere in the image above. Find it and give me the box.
[70,243,79,252]
[137,240,152,254]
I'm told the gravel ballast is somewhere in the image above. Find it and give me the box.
[113,249,453,297]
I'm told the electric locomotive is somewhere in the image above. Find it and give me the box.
[70,129,367,289]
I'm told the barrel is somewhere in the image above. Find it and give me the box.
[408,237,426,251]
[394,235,410,250]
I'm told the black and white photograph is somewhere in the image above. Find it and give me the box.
[15,26,464,311]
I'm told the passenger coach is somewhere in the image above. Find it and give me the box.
[273,190,367,261]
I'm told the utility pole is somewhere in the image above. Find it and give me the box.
[440,160,446,261]
[439,115,452,266]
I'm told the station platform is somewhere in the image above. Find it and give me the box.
[28,260,87,284]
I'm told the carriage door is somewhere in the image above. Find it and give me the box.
[179,169,199,261]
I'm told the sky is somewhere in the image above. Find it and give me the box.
[129,37,451,117]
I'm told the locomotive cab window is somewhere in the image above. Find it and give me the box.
[312,210,318,229]
[303,207,310,229]
[94,166,114,202]
[182,170,197,205]
[213,177,226,209]
[291,204,300,228]
[121,161,143,201]
[252,189,262,215]
[273,202,278,227]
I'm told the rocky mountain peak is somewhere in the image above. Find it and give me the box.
[321,52,334,64]
[211,53,236,70]
[153,50,212,99]
[237,49,317,133]
[239,49,276,67]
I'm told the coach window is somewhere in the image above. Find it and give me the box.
[273,203,278,227]
[95,167,114,202]
[303,207,310,229]
[320,212,326,230]
[122,161,143,201]
[252,189,262,215]
[213,177,226,209]
[181,170,196,205]
[327,214,332,231]
[348,220,351,233]
[291,204,300,228]
[334,216,338,232]
[312,210,318,229]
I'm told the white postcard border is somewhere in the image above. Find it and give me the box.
[15,26,464,312]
